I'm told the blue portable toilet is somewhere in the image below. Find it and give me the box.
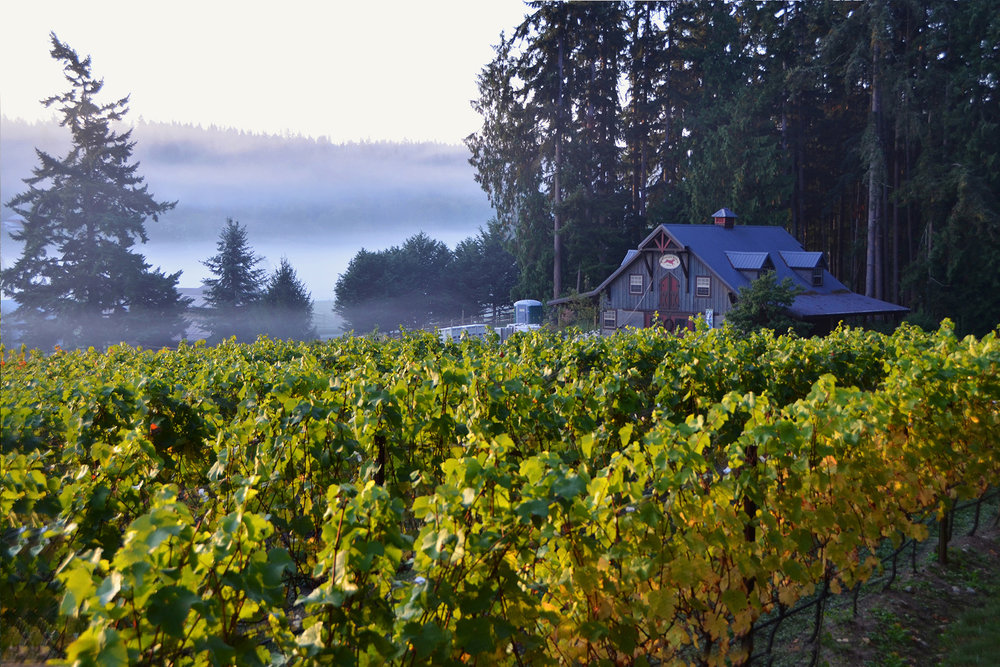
[514,299,543,326]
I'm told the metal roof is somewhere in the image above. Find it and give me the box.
[712,207,738,219]
[548,223,909,318]
[664,224,825,293]
[780,251,825,269]
[790,293,909,317]
[726,251,771,271]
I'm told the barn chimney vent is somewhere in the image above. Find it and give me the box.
[712,207,738,229]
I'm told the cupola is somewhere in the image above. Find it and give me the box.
[712,207,738,229]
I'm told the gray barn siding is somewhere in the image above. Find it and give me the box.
[675,254,733,318]
[615,309,646,329]
[603,253,733,327]
[605,264,657,312]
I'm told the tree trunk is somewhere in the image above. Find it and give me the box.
[553,36,564,300]
[865,40,884,299]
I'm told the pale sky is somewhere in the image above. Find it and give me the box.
[1,0,530,144]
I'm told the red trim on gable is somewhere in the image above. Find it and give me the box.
[641,228,675,253]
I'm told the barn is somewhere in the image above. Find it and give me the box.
[550,208,909,335]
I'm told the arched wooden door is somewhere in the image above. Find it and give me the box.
[655,273,693,333]
[659,273,680,312]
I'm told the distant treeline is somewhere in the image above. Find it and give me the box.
[333,228,517,334]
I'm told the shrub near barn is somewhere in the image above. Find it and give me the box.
[2,322,998,664]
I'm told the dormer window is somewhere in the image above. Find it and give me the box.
[780,251,827,288]
[726,251,773,283]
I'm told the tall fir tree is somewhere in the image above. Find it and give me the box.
[468,2,630,300]
[1,33,186,348]
[467,33,553,302]
[259,257,315,340]
[201,218,265,343]
[675,2,791,228]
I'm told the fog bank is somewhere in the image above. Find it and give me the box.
[1,117,494,296]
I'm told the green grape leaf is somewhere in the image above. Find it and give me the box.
[147,585,199,637]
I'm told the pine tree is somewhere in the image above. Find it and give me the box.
[259,257,315,340]
[201,218,265,342]
[1,33,186,348]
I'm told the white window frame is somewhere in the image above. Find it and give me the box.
[812,267,824,287]
[629,274,644,295]
[602,309,617,329]
[695,275,711,298]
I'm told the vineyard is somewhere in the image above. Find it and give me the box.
[2,322,999,665]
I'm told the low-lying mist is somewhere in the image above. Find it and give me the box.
[1,117,495,303]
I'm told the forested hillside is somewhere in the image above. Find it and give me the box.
[468,1,1000,336]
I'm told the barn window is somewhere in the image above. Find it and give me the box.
[695,276,711,298]
[603,310,617,329]
[812,267,824,287]
[629,274,644,295]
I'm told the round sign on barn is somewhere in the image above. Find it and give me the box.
[659,253,680,270]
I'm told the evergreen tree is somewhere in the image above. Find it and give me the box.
[899,0,1000,336]
[725,271,807,335]
[676,3,791,228]
[468,3,632,301]
[259,257,315,340]
[389,233,457,328]
[333,248,389,333]
[1,33,186,348]
[334,233,467,333]
[201,218,265,342]
[121,266,194,347]
[452,224,519,322]
[467,30,554,301]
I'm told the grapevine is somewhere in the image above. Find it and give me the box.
[2,322,998,664]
